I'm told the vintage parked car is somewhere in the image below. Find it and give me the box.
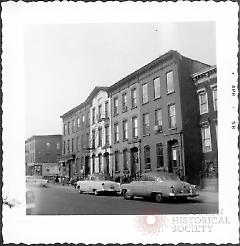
[76,173,121,196]
[121,172,199,202]
[26,175,48,188]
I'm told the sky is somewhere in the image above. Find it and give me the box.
[24,22,216,139]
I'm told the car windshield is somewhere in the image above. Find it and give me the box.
[90,174,111,181]
[157,173,180,181]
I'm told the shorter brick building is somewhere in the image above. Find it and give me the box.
[192,66,218,190]
[25,135,62,177]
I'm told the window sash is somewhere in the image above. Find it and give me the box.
[199,92,208,114]
[153,77,161,99]
[166,71,174,93]
[155,109,163,126]
[131,89,137,108]
[123,121,128,140]
[142,84,148,104]
[201,126,212,152]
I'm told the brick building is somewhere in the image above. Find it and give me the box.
[25,135,62,177]
[60,87,108,180]
[108,50,210,184]
[192,66,218,190]
[59,50,215,185]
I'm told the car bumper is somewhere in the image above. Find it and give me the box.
[169,192,199,198]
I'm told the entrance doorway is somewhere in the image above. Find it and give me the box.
[167,140,180,174]
[85,156,90,176]
[130,147,138,178]
[103,152,110,175]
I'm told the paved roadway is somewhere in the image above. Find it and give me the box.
[28,183,218,215]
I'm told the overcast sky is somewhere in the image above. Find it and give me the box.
[24,22,216,139]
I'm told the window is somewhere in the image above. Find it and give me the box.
[199,91,208,114]
[168,104,176,129]
[105,101,109,118]
[98,154,102,173]
[113,97,119,115]
[156,143,164,168]
[63,141,65,155]
[92,108,95,124]
[92,130,95,148]
[155,109,163,131]
[132,116,138,138]
[72,119,75,133]
[105,125,110,146]
[212,86,217,111]
[215,122,218,143]
[123,120,128,140]
[166,71,174,93]
[144,145,151,170]
[82,114,85,126]
[91,155,95,173]
[64,124,67,135]
[153,77,161,99]
[143,113,150,135]
[72,138,74,153]
[142,83,148,104]
[86,133,89,148]
[115,151,119,172]
[87,111,90,126]
[114,123,119,143]
[201,125,212,152]
[67,122,71,135]
[123,149,128,170]
[76,136,79,152]
[67,140,70,154]
[122,93,127,112]
[77,117,80,130]
[131,88,137,109]
[98,104,102,121]
[98,127,102,147]
[92,155,95,173]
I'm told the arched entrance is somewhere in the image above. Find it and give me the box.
[85,156,90,176]
[103,152,110,175]
[167,139,181,174]
[130,147,138,178]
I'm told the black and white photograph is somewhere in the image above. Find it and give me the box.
[2,1,239,244]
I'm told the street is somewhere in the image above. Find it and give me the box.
[27,183,218,215]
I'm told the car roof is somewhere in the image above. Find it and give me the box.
[142,172,176,177]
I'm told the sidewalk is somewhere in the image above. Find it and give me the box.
[198,190,219,203]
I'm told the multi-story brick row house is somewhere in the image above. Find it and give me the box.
[25,135,62,178]
[60,50,214,185]
[109,50,210,184]
[192,66,217,190]
[60,87,108,180]
[89,88,112,175]
[108,76,141,180]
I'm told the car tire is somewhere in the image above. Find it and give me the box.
[94,190,99,196]
[79,188,83,194]
[122,190,133,200]
[154,193,163,203]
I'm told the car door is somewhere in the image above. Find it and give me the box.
[132,175,148,197]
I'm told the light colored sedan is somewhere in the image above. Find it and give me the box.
[121,172,199,202]
[76,174,121,196]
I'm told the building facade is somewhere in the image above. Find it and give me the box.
[108,50,210,184]
[25,135,62,177]
[192,66,218,190]
[89,88,112,175]
[109,77,141,180]
[60,87,109,180]
[60,50,215,185]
